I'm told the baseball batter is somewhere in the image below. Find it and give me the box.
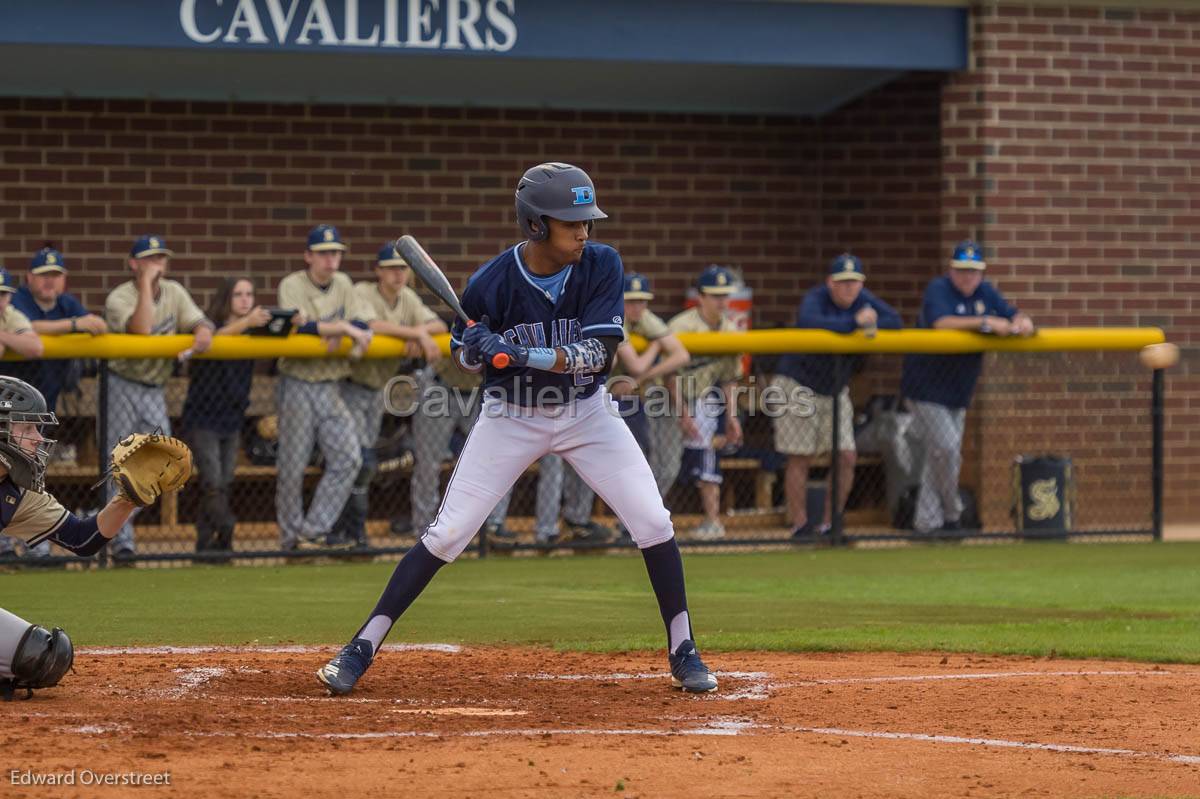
[318,163,719,696]
[0,377,141,700]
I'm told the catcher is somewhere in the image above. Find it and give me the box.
[0,376,191,700]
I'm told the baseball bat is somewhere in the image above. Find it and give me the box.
[393,235,510,369]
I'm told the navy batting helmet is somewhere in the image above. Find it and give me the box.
[515,162,608,242]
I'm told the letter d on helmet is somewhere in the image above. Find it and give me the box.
[515,162,608,242]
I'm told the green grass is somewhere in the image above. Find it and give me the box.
[6,542,1199,662]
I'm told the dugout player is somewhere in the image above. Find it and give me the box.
[318,162,719,696]
[0,267,48,561]
[104,236,214,562]
[900,241,1034,534]
[332,244,445,547]
[276,225,375,551]
[666,267,745,541]
[0,376,140,700]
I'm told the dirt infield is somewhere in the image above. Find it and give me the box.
[5,647,1198,798]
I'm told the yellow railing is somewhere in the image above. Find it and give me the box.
[5,326,1165,361]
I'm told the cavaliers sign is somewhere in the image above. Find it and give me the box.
[179,0,517,52]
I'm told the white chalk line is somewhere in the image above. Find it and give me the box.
[522,670,773,700]
[184,718,760,741]
[61,718,1200,766]
[80,644,462,655]
[777,669,1175,688]
[790,726,1200,767]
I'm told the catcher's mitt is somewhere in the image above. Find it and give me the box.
[108,433,193,507]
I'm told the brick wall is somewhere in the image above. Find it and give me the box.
[942,2,1199,523]
[0,77,947,327]
[0,100,826,325]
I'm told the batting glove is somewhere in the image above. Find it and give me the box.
[458,315,494,367]
[479,332,528,368]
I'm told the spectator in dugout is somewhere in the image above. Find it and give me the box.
[180,277,273,559]
[104,235,215,563]
[770,253,901,541]
[900,241,1034,536]
[0,266,47,562]
[9,247,108,414]
[667,266,745,541]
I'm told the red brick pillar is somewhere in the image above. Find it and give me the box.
[941,2,1200,526]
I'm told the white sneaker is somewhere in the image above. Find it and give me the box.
[693,519,726,541]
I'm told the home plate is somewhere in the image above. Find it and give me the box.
[389,707,528,717]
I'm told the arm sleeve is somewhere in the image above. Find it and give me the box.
[597,335,620,372]
[797,290,857,333]
[10,490,106,557]
[865,290,904,330]
[578,254,625,338]
[46,514,106,557]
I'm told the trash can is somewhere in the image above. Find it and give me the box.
[1012,455,1074,537]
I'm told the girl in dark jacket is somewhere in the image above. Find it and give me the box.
[181,277,270,555]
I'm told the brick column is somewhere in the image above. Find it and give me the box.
[941,2,1200,525]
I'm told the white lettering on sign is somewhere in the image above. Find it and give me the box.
[180,0,517,52]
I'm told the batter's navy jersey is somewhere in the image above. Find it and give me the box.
[450,242,625,406]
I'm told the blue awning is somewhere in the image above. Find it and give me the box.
[1,1,967,115]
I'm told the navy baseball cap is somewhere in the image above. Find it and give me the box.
[624,273,653,300]
[308,224,347,252]
[130,235,173,259]
[377,243,408,267]
[697,265,737,295]
[951,240,986,270]
[828,253,866,282]
[30,247,66,275]
[0,268,16,294]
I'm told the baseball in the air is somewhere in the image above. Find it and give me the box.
[1139,342,1180,370]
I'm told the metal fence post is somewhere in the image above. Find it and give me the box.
[96,360,110,566]
[1152,367,1164,542]
[830,354,844,546]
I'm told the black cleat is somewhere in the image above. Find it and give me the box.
[316,638,374,696]
[668,640,718,693]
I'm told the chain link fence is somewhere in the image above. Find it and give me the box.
[0,343,1161,568]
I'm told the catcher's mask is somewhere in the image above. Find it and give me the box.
[0,376,57,493]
